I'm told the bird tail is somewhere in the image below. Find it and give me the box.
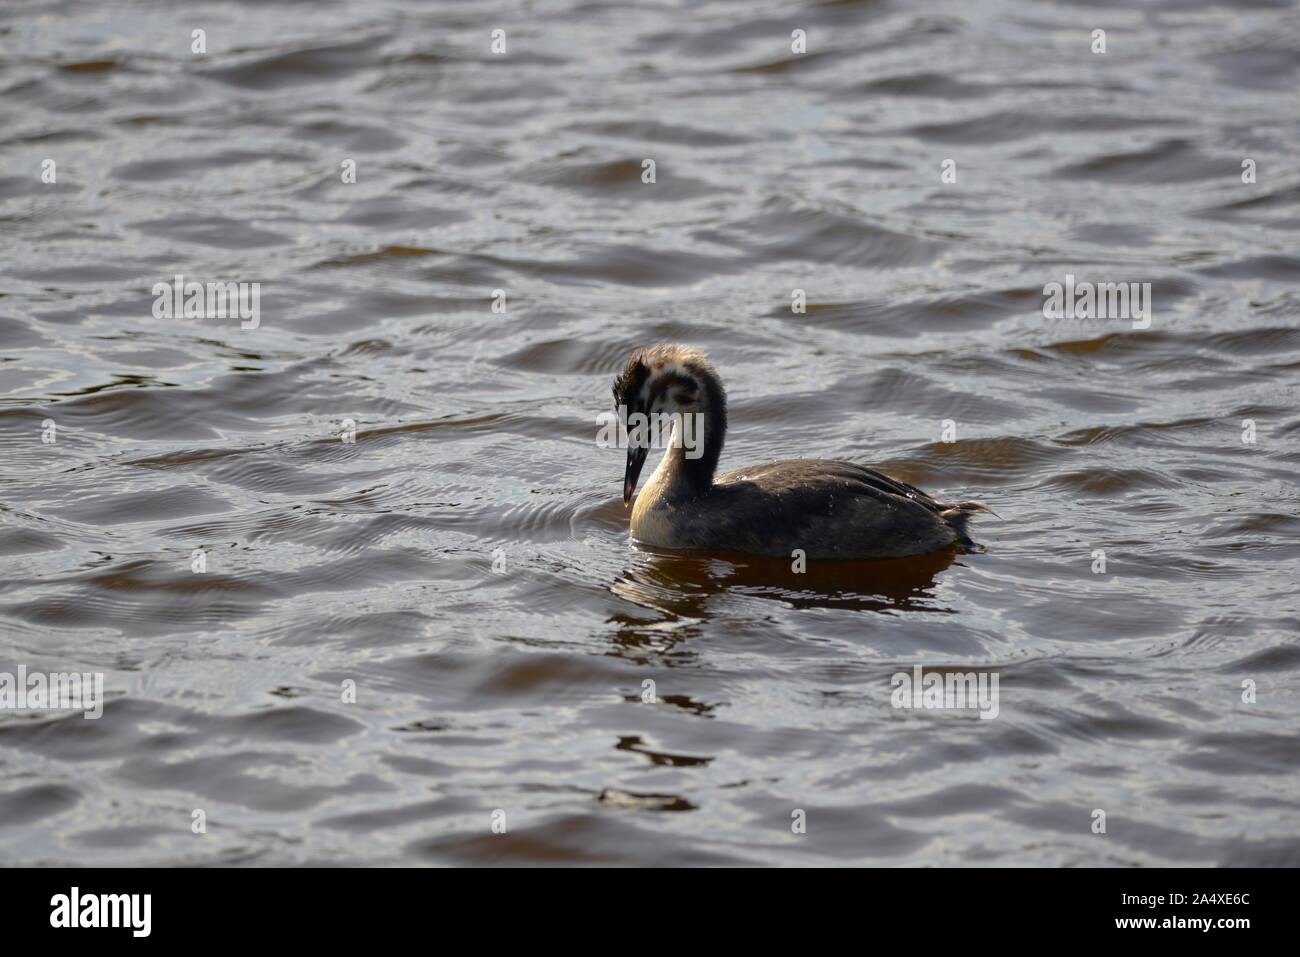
[939,500,999,549]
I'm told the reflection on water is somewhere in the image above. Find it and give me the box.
[614,546,960,616]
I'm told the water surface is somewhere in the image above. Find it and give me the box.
[1,0,1299,865]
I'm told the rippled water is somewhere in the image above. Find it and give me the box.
[2,0,1299,866]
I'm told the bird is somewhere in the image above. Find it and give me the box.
[611,344,991,560]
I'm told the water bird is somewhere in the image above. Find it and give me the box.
[612,344,991,559]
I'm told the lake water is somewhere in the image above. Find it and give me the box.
[1,0,1298,865]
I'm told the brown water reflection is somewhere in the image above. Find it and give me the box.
[615,545,961,615]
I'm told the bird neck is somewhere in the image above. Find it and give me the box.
[648,391,726,501]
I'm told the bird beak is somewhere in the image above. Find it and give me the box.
[623,446,648,507]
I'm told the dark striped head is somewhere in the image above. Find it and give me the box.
[612,344,727,505]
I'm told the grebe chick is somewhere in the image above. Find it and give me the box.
[612,344,991,560]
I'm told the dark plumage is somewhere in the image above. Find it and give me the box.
[615,344,991,560]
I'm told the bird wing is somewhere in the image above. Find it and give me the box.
[693,459,958,557]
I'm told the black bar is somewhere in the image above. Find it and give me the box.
[0,867,1283,943]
